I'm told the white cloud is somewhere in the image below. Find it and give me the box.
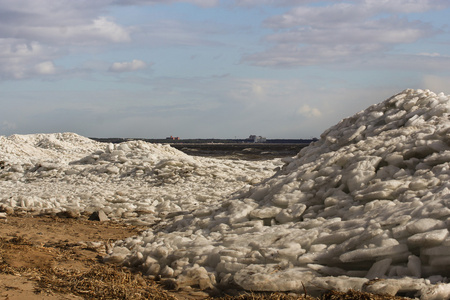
[297,104,322,118]
[0,0,132,48]
[231,0,323,6]
[0,39,57,79]
[1,17,131,46]
[182,0,219,7]
[243,1,442,67]
[0,0,131,80]
[90,17,131,43]
[109,59,148,72]
[225,78,291,104]
[363,0,450,14]
[116,0,219,7]
[266,17,428,45]
[265,3,366,29]
[262,0,449,27]
[34,61,57,75]
[417,52,448,58]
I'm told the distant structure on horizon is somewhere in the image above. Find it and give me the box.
[166,135,180,140]
[247,135,266,143]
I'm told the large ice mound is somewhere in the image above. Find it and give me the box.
[0,132,102,164]
[107,89,450,299]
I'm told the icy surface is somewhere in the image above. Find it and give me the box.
[0,133,281,225]
[106,89,450,299]
[2,89,450,298]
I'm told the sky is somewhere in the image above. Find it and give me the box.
[1,0,450,139]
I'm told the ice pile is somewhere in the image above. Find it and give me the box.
[107,89,450,299]
[0,134,280,225]
[0,132,102,164]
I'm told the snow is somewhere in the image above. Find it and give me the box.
[0,133,280,224]
[2,88,450,299]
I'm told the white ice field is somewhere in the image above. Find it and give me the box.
[1,89,450,299]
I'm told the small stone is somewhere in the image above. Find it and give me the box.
[0,205,14,215]
[89,210,109,222]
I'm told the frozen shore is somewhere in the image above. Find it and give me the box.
[2,89,450,299]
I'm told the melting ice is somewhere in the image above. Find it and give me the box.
[2,89,450,299]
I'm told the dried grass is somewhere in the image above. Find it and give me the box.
[320,290,410,300]
[35,264,175,299]
[0,236,175,299]
[0,231,412,300]
[214,290,411,300]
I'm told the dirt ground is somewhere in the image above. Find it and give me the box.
[0,212,410,300]
[0,212,181,300]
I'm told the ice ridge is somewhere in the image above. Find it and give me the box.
[106,89,450,299]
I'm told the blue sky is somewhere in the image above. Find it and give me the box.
[1,0,450,139]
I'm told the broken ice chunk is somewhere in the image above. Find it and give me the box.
[339,244,408,263]
[234,264,317,292]
[406,218,446,234]
[365,258,392,279]
[407,229,448,248]
[407,255,422,278]
[250,206,282,219]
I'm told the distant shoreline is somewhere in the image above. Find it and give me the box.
[88,137,314,159]
[89,137,318,144]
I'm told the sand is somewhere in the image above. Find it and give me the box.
[0,212,177,299]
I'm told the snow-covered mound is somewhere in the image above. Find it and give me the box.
[107,89,450,299]
[0,133,280,224]
[0,132,102,165]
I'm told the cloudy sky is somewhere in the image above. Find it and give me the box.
[1,0,450,139]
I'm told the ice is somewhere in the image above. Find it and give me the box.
[309,276,368,293]
[3,89,450,298]
[234,265,317,292]
[1,134,280,224]
[421,283,450,300]
[407,229,448,247]
[408,255,422,278]
[340,244,408,263]
[365,258,392,279]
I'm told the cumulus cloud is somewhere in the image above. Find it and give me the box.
[34,61,57,75]
[0,0,226,81]
[0,39,58,79]
[265,1,449,29]
[265,3,366,29]
[297,104,322,118]
[0,0,132,80]
[243,0,444,67]
[109,59,148,72]
[0,1,130,44]
[363,0,450,14]
[1,17,130,46]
